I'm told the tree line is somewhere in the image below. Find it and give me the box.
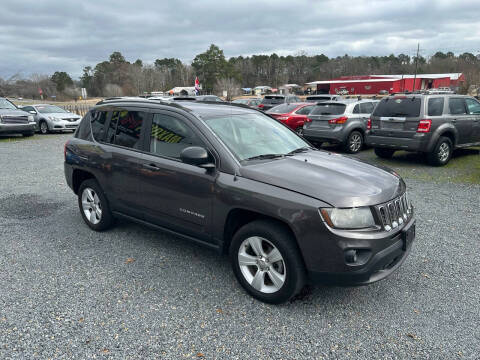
[1,45,479,99]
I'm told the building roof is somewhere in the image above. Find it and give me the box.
[306,78,396,85]
[371,73,463,80]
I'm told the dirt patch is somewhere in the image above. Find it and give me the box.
[0,193,64,220]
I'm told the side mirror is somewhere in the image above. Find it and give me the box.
[29,110,36,114]
[180,146,215,169]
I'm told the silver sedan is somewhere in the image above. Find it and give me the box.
[21,104,82,134]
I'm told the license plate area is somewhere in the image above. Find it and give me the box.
[381,121,404,130]
[402,222,415,250]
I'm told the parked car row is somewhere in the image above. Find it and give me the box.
[259,93,480,165]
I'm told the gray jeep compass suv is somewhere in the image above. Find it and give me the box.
[366,94,480,166]
[65,98,415,304]
[302,99,379,153]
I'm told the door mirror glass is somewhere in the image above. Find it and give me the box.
[180,146,214,168]
[29,110,36,114]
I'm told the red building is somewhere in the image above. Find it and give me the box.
[306,73,465,95]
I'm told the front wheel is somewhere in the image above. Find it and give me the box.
[427,136,452,166]
[39,121,49,134]
[295,127,304,136]
[230,220,306,304]
[78,179,114,231]
[345,130,363,153]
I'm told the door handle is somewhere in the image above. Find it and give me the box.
[142,163,161,171]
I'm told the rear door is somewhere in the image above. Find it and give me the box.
[370,97,422,138]
[447,98,473,145]
[465,98,480,142]
[102,107,150,219]
[305,102,347,129]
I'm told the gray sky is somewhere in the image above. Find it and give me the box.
[1,0,479,79]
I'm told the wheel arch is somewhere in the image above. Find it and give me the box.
[72,169,96,194]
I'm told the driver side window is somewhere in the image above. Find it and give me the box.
[149,113,202,160]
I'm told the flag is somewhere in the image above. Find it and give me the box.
[195,77,200,95]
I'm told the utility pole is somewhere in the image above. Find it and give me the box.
[413,43,420,92]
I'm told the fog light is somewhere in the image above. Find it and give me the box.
[345,249,358,263]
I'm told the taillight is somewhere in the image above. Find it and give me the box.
[305,117,312,123]
[367,118,372,130]
[417,119,432,133]
[328,116,348,124]
[258,104,264,108]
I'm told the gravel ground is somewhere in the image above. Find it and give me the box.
[0,134,479,359]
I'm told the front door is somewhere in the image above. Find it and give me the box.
[136,111,216,242]
[447,98,474,145]
[465,98,480,143]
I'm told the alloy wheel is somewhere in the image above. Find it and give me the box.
[81,187,102,225]
[438,142,450,162]
[349,133,362,152]
[40,122,48,134]
[238,236,286,293]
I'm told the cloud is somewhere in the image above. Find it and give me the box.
[1,0,479,79]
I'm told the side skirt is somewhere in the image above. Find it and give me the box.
[112,211,222,252]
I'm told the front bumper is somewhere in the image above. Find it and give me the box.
[302,127,346,144]
[49,120,81,131]
[365,132,429,152]
[307,216,416,286]
[0,123,36,134]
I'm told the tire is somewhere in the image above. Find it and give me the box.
[77,179,114,231]
[229,220,306,304]
[344,130,363,153]
[22,132,34,137]
[374,147,396,159]
[427,136,453,166]
[39,121,49,134]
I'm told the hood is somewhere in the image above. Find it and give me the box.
[47,112,80,119]
[0,108,30,117]
[239,150,404,207]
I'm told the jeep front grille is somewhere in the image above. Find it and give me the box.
[375,192,412,231]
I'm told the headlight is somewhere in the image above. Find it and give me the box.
[320,207,375,229]
[28,115,34,122]
[48,116,60,122]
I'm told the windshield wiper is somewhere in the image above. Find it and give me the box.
[287,146,312,155]
[244,154,285,161]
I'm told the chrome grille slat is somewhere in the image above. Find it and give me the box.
[375,192,412,231]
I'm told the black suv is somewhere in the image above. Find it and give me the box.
[366,94,480,165]
[65,98,415,304]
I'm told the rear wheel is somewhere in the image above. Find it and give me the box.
[230,220,306,304]
[427,136,452,166]
[374,148,396,159]
[295,127,304,136]
[78,179,114,231]
[345,131,363,153]
[39,121,49,134]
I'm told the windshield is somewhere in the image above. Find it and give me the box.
[306,96,332,102]
[203,112,309,162]
[232,99,248,104]
[373,97,421,117]
[267,104,298,114]
[261,96,284,105]
[36,105,68,114]
[0,98,17,110]
[310,103,346,115]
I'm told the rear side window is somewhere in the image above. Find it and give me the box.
[91,110,108,141]
[106,110,146,149]
[448,98,467,115]
[360,102,374,114]
[310,103,346,115]
[76,112,92,140]
[465,98,480,114]
[149,113,201,159]
[372,98,421,117]
[262,96,284,104]
[353,104,360,114]
[428,98,444,116]
[268,104,298,114]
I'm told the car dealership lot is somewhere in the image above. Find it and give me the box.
[1,134,479,359]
